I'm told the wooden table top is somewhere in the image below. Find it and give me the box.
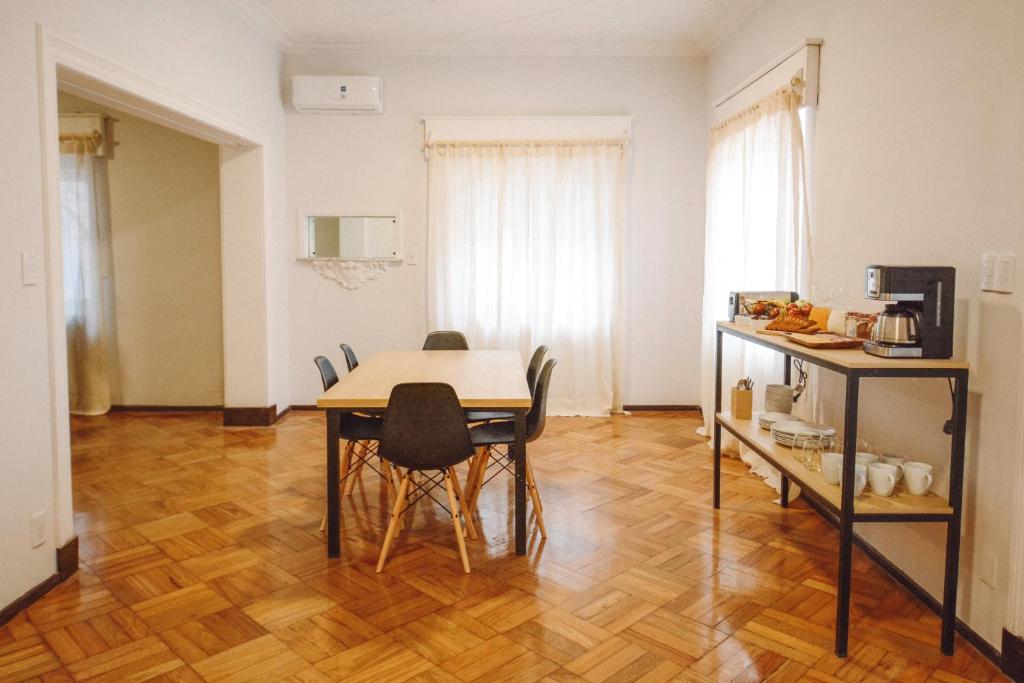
[316,350,532,410]
[718,321,969,371]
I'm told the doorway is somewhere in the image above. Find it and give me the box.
[58,90,225,413]
[38,28,276,564]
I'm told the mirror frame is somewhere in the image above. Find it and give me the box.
[297,210,404,261]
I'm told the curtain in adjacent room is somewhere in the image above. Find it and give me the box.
[60,136,115,415]
[699,86,812,475]
[427,140,626,416]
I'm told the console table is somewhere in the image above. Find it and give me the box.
[712,321,969,657]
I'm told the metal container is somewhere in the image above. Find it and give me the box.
[871,305,920,346]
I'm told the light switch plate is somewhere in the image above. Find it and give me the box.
[30,511,46,548]
[406,250,418,266]
[21,251,40,286]
[982,252,1014,293]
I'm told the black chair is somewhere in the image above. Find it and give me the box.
[339,343,359,373]
[314,356,396,531]
[464,359,556,538]
[376,383,478,573]
[465,345,548,423]
[422,330,469,350]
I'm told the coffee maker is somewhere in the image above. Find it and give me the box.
[863,265,955,359]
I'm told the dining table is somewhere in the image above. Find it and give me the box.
[316,350,534,558]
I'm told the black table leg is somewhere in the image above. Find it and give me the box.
[713,329,723,509]
[836,375,860,657]
[941,371,968,654]
[514,412,527,555]
[327,408,340,558]
[781,475,790,508]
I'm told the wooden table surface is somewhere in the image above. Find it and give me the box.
[317,350,532,410]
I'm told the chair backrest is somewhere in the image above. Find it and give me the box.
[422,330,469,350]
[379,383,476,471]
[526,359,557,442]
[526,345,548,395]
[314,355,339,391]
[339,343,359,373]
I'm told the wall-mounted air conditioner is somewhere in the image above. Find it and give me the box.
[291,75,383,114]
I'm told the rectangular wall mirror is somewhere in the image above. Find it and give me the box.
[301,214,402,260]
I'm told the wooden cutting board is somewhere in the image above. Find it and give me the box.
[786,333,865,349]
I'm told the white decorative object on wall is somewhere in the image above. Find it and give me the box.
[310,258,392,290]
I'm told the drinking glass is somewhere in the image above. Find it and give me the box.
[801,436,823,472]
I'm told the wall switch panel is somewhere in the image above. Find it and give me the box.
[30,511,46,548]
[406,250,418,266]
[21,251,40,286]
[981,252,1014,293]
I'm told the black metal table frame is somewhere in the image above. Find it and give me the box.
[326,407,531,560]
[712,324,968,657]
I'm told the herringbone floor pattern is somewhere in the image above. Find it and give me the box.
[0,410,1007,682]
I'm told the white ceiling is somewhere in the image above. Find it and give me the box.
[227,0,763,56]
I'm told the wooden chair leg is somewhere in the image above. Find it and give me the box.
[346,441,368,496]
[449,468,477,540]
[463,450,481,504]
[468,446,490,517]
[377,472,411,573]
[321,440,355,532]
[444,470,471,574]
[525,455,547,539]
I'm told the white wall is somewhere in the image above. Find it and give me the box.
[0,0,286,609]
[284,54,708,407]
[58,92,224,406]
[708,0,1024,648]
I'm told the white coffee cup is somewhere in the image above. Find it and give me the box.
[822,452,844,485]
[868,462,899,497]
[881,455,905,481]
[855,452,879,467]
[850,464,867,497]
[904,462,934,495]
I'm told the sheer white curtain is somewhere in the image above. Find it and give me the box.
[427,141,626,415]
[61,139,115,415]
[699,87,811,449]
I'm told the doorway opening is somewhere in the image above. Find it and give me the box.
[39,28,275,569]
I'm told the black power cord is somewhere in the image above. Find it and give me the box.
[943,377,955,435]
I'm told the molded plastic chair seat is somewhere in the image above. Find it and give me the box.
[339,413,382,441]
[468,420,519,446]
[464,410,514,423]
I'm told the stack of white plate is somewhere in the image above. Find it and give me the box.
[770,420,836,448]
[757,412,794,430]
[764,384,794,414]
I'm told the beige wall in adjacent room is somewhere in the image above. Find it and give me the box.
[708,0,1024,649]
[59,92,224,406]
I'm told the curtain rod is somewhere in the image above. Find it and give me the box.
[714,38,822,108]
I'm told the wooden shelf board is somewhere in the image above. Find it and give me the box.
[716,412,953,517]
[718,322,969,371]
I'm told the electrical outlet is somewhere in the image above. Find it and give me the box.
[30,511,46,548]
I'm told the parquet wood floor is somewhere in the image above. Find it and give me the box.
[0,410,1007,682]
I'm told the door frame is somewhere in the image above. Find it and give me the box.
[36,25,275,549]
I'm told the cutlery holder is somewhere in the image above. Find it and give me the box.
[731,388,753,420]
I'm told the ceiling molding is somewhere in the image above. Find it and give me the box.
[284,39,706,58]
[701,0,765,54]
[223,0,752,58]
[223,0,294,51]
